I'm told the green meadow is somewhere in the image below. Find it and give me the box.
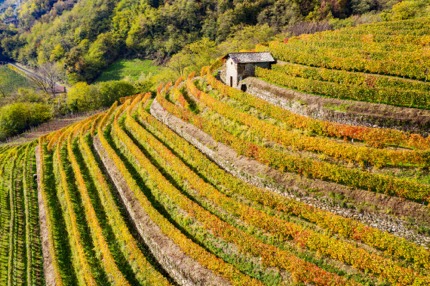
[0,65,33,96]
[95,59,160,82]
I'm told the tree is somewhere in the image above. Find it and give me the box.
[67,80,136,112]
[157,38,219,81]
[258,1,300,31]
[19,62,65,97]
[387,0,430,20]
[0,86,6,98]
[66,82,100,112]
[97,80,136,107]
[218,24,274,53]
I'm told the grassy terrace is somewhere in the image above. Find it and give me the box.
[152,78,430,284]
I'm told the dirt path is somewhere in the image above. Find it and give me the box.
[35,146,58,286]
[1,113,101,146]
[151,98,430,246]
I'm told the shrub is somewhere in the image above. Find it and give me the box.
[67,81,136,112]
[0,102,53,140]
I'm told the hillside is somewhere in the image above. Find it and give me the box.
[1,17,430,285]
[255,17,430,108]
[0,0,407,82]
[248,17,430,132]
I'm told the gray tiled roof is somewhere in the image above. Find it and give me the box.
[226,52,275,64]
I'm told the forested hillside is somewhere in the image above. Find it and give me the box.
[0,0,418,82]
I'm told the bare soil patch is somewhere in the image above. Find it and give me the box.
[35,146,57,286]
[1,111,103,146]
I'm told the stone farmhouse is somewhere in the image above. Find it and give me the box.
[224,52,275,89]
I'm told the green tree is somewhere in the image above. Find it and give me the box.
[66,82,100,112]
[218,24,275,53]
[97,80,136,107]
[167,38,219,77]
[388,0,430,20]
[67,80,136,112]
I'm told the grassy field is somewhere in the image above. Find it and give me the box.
[0,65,33,96]
[95,59,160,82]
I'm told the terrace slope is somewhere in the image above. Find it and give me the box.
[0,17,429,286]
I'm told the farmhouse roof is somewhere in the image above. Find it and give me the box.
[225,52,275,64]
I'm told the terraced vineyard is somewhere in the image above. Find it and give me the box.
[1,17,430,286]
[0,144,44,286]
[150,71,430,284]
[0,82,429,284]
[255,17,430,109]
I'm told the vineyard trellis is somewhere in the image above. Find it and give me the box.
[0,15,429,286]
